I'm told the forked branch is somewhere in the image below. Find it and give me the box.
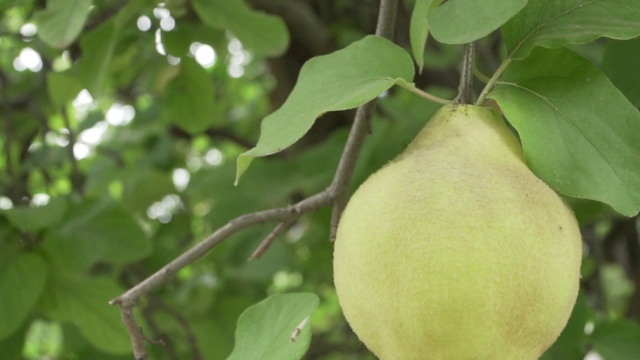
[110,0,400,358]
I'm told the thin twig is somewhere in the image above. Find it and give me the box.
[455,42,475,104]
[119,301,149,360]
[249,220,295,261]
[328,0,400,241]
[110,190,330,305]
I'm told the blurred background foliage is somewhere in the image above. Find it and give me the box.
[0,0,639,359]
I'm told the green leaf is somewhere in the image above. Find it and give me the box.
[162,25,195,57]
[193,0,289,56]
[503,0,640,60]
[165,58,219,134]
[43,198,151,271]
[602,38,640,107]
[40,274,132,355]
[121,170,175,213]
[226,293,319,360]
[3,197,68,231]
[428,0,527,44]
[71,19,119,95]
[488,48,640,216]
[0,253,48,340]
[47,72,83,108]
[591,320,640,360]
[35,0,93,48]
[410,0,439,72]
[235,35,415,184]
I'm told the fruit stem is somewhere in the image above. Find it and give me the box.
[397,81,453,105]
[475,57,512,106]
[454,42,475,104]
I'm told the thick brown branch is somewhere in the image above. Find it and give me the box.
[329,0,399,240]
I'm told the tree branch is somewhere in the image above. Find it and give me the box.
[455,42,475,104]
[111,0,401,357]
[328,0,399,241]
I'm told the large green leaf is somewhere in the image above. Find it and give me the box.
[235,35,415,183]
[226,293,319,360]
[71,20,119,95]
[590,320,640,360]
[40,274,132,355]
[602,38,640,108]
[3,196,68,231]
[503,0,640,60]
[43,198,151,271]
[35,0,93,48]
[165,58,219,134]
[0,253,47,340]
[193,0,289,56]
[489,48,640,216]
[428,0,527,44]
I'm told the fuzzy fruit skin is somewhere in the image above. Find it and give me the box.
[333,105,582,360]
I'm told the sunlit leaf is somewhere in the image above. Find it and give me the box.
[35,0,92,48]
[193,0,289,56]
[40,274,131,355]
[503,0,640,60]
[0,253,48,340]
[235,35,414,184]
[226,293,319,360]
[428,0,527,44]
[489,48,640,216]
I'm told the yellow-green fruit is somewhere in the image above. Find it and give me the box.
[333,104,582,360]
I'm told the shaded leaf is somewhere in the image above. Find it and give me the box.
[35,0,92,48]
[235,35,414,183]
[71,20,119,95]
[3,197,68,232]
[226,293,319,360]
[591,320,640,360]
[503,0,640,60]
[489,48,640,216]
[40,274,132,355]
[602,38,640,107]
[165,58,219,134]
[410,0,439,72]
[193,0,289,56]
[43,198,151,271]
[121,169,175,213]
[428,0,527,44]
[47,72,83,108]
[0,253,47,340]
